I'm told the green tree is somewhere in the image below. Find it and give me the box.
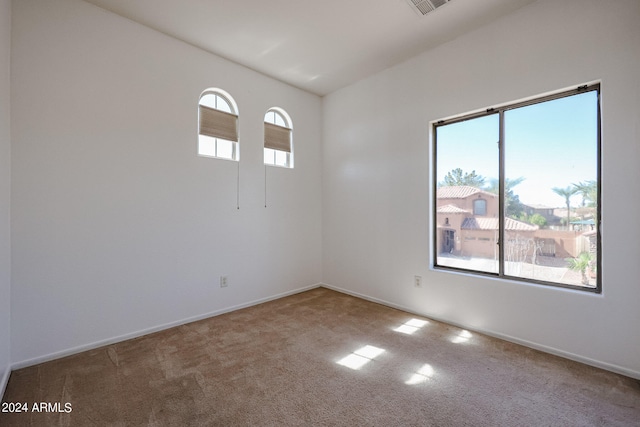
[528,213,547,227]
[516,212,546,227]
[573,180,598,225]
[566,252,593,285]
[487,177,525,218]
[552,185,579,229]
[573,180,597,207]
[441,168,485,188]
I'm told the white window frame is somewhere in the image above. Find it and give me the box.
[264,108,293,168]
[198,88,239,161]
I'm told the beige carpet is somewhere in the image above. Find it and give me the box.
[2,287,639,426]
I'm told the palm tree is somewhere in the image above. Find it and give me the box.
[566,252,593,285]
[552,185,579,229]
[573,180,597,207]
[573,180,598,226]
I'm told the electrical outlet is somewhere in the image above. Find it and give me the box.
[220,276,228,288]
[414,275,423,288]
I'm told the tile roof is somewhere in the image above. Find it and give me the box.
[437,186,496,199]
[523,203,556,210]
[461,217,538,231]
[436,204,469,214]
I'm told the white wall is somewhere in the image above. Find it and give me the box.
[323,0,640,378]
[11,0,322,365]
[0,0,11,395]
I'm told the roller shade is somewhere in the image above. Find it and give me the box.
[199,104,238,142]
[264,122,292,153]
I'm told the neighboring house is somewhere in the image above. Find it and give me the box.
[522,203,561,226]
[436,186,594,261]
[436,186,538,259]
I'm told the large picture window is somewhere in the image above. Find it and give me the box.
[433,84,601,292]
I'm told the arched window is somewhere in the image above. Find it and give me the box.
[264,108,293,168]
[473,199,487,216]
[198,89,239,161]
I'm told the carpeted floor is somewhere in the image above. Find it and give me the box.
[1,287,639,426]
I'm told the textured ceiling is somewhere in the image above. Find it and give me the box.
[82,0,536,95]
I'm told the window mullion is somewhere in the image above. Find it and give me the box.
[498,110,505,277]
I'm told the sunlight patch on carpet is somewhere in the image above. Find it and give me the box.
[405,363,435,385]
[394,318,429,335]
[451,329,473,344]
[337,345,386,370]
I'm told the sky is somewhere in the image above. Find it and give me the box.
[436,90,598,207]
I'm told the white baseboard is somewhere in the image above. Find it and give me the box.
[320,283,640,381]
[12,283,322,371]
[0,365,10,400]
[11,282,638,381]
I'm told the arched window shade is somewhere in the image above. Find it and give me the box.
[264,122,291,153]
[199,105,238,142]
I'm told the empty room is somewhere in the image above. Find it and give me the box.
[1,0,639,425]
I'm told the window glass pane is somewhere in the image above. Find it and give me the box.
[198,135,216,157]
[214,95,232,113]
[264,148,275,165]
[199,92,233,113]
[473,199,487,216]
[504,91,598,288]
[199,93,217,109]
[435,114,499,274]
[265,110,288,128]
[275,150,288,167]
[216,139,234,159]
